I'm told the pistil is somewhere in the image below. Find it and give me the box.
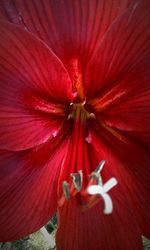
[87,177,118,214]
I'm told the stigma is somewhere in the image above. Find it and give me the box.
[60,161,118,215]
[87,177,117,214]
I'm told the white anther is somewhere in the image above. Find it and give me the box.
[82,100,86,105]
[67,114,73,120]
[95,160,105,174]
[89,113,96,119]
[90,160,105,185]
[62,181,70,200]
[71,170,83,192]
[87,177,118,214]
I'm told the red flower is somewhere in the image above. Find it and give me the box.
[0,0,150,249]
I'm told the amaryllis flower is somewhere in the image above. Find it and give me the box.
[0,0,150,249]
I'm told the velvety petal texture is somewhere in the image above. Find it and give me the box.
[0,0,134,57]
[0,0,136,95]
[88,125,150,238]
[98,61,150,150]
[89,54,150,156]
[0,0,149,249]
[0,134,70,241]
[56,194,143,250]
[85,0,150,98]
[0,21,73,150]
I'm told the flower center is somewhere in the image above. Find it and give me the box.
[68,101,95,121]
[58,99,117,214]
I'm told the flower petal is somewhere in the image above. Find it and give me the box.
[0,134,70,242]
[88,125,150,237]
[0,0,135,84]
[85,0,150,98]
[0,21,73,151]
[56,189,143,250]
[91,57,150,150]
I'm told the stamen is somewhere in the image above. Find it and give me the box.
[82,100,86,106]
[67,114,73,120]
[95,160,105,173]
[62,181,70,200]
[60,161,117,214]
[89,113,96,119]
[90,172,102,185]
[90,160,105,185]
[71,170,83,192]
[87,177,118,214]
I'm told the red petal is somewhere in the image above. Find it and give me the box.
[0,0,134,85]
[88,125,150,237]
[57,106,92,189]
[56,190,143,250]
[91,58,150,149]
[85,1,150,98]
[0,21,73,150]
[0,134,70,242]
